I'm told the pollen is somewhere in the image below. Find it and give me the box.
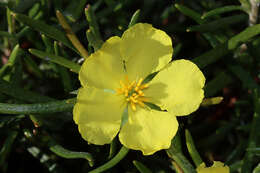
[116,76,149,111]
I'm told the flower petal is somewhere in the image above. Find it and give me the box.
[119,107,178,155]
[79,36,125,90]
[196,161,230,173]
[144,59,205,116]
[121,23,173,81]
[73,87,125,145]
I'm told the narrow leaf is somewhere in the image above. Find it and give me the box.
[50,144,94,167]
[85,5,102,41]
[202,5,246,19]
[204,72,233,97]
[29,48,81,73]
[193,24,260,68]
[0,79,55,103]
[12,12,75,51]
[0,98,75,114]
[86,29,103,51]
[187,14,248,32]
[185,130,203,167]
[133,160,152,173]
[128,9,141,28]
[166,133,196,173]
[89,146,129,173]
[201,97,223,106]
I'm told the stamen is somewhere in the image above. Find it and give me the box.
[116,76,149,111]
[139,97,149,102]
[137,78,143,87]
[137,100,145,107]
[129,81,136,90]
[137,90,144,96]
[130,96,138,103]
[131,102,136,111]
[140,83,149,89]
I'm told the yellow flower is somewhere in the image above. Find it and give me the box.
[196,161,230,173]
[73,23,205,155]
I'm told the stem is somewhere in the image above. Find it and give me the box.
[89,146,129,173]
[56,10,88,59]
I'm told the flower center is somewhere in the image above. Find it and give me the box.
[116,76,149,111]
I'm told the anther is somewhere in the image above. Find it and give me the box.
[140,83,149,89]
[136,78,143,87]
[137,90,144,96]
[131,102,136,111]
[130,96,138,103]
[137,100,145,107]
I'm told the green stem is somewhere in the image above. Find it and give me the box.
[0,98,75,114]
[89,146,129,173]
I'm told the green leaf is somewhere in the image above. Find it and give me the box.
[24,53,43,78]
[86,29,103,51]
[0,98,75,114]
[204,72,233,97]
[50,144,94,167]
[187,14,248,32]
[166,133,196,173]
[29,48,81,73]
[85,5,103,42]
[185,130,203,167]
[0,131,18,172]
[133,160,152,173]
[241,89,260,173]
[89,146,129,173]
[0,78,55,103]
[12,12,76,52]
[175,3,204,24]
[201,5,246,19]
[0,31,16,38]
[253,163,260,173]
[174,3,222,48]
[54,41,73,92]
[228,64,259,90]
[193,24,260,68]
[64,0,87,22]
[201,97,223,106]
[128,9,141,28]
[0,44,22,78]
